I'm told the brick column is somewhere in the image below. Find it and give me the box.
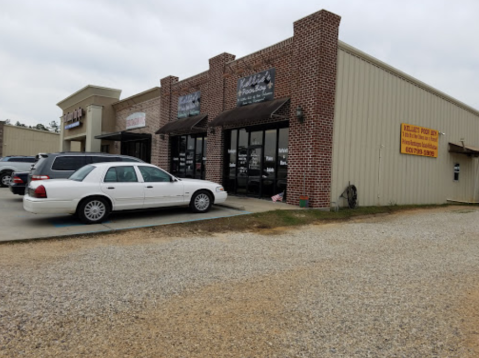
[287,10,341,208]
[206,53,235,183]
[158,75,179,169]
[0,121,4,157]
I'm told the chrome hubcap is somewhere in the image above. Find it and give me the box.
[1,175,11,186]
[84,200,106,221]
[194,193,210,211]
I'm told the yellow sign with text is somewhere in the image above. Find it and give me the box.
[400,123,438,158]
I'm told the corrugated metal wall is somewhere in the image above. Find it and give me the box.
[332,46,479,206]
[3,125,60,156]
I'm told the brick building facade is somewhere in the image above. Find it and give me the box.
[157,9,341,208]
[59,8,479,207]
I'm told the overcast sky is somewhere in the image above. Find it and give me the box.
[1,0,478,128]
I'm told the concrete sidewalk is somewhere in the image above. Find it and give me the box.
[218,195,298,212]
[0,189,299,242]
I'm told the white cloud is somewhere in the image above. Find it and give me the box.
[0,0,478,127]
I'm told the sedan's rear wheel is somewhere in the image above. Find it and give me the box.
[190,190,212,213]
[78,197,110,224]
[0,171,12,187]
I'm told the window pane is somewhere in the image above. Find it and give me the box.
[69,165,95,181]
[170,136,180,177]
[263,129,276,180]
[185,135,195,178]
[277,128,289,180]
[113,166,138,182]
[104,168,117,182]
[52,156,86,171]
[178,136,187,177]
[139,166,170,182]
[250,131,263,146]
[454,163,460,181]
[262,179,275,198]
[90,156,117,163]
[195,137,203,179]
[202,137,207,180]
[228,130,237,178]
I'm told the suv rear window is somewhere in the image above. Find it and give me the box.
[52,156,86,171]
[90,156,124,163]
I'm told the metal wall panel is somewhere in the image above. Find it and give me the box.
[3,126,60,156]
[332,48,479,206]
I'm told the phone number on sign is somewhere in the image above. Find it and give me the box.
[404,147,435,157]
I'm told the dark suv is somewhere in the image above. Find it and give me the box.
[29,152,144,182]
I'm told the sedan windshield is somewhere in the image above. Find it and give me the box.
[69,165,95,182]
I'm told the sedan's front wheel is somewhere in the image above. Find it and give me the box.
[77,197,110,224]
[190,190,213,213]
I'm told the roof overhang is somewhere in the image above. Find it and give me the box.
[155,114,208,135]
[448,142,479,157]
[95,131,151,142]
[208,97,290,128]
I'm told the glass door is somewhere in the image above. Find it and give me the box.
[224,124,288,198]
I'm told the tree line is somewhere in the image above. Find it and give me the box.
[3,119,59,133]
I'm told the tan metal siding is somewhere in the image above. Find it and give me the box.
[332,49,479,206]
[3,126,60,156]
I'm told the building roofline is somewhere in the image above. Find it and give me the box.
[57,85,122,109]
[112,87,161,106]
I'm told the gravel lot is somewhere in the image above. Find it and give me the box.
[1,206,478,357]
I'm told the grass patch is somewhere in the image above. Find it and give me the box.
[146,203,454,237]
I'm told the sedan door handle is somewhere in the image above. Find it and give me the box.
[146,186,153,188]
[107,187,115,189]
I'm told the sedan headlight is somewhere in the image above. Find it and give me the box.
[215,186,225,192]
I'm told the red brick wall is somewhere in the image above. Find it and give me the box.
[158,9,341,208]
[159,76,179,169]
[288,10,341,208]
[114,96,161,164]
[206,53,236,183]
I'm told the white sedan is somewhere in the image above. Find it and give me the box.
[23,162,227,224]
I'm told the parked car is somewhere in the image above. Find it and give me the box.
[0,156,36,187]
[24,162,227,224]
[9,171,29,195]
[29,152,143,183]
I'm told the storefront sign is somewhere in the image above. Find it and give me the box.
[126,112,146,130]
[400,123,439,158]
[63,108,83,123]
[65,121,81,130]
[237,68,275,107]
[178,91,201,118]
[63,107,83,130]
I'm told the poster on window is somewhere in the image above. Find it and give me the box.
[237,68,275,107]
[178,91,201,118]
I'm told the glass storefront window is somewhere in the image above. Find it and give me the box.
[224,124,288,199]
[170,134,207,180]
[237,129,248,194]
[250,131,263,146]
[195,137,203,179]
[202,137,207,180]
[278,128,289,180]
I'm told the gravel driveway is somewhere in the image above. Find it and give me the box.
[1,206,478,357]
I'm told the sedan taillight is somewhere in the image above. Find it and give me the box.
[31,175,50,181]
[33,185,47,198]
[13,176,24,184]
